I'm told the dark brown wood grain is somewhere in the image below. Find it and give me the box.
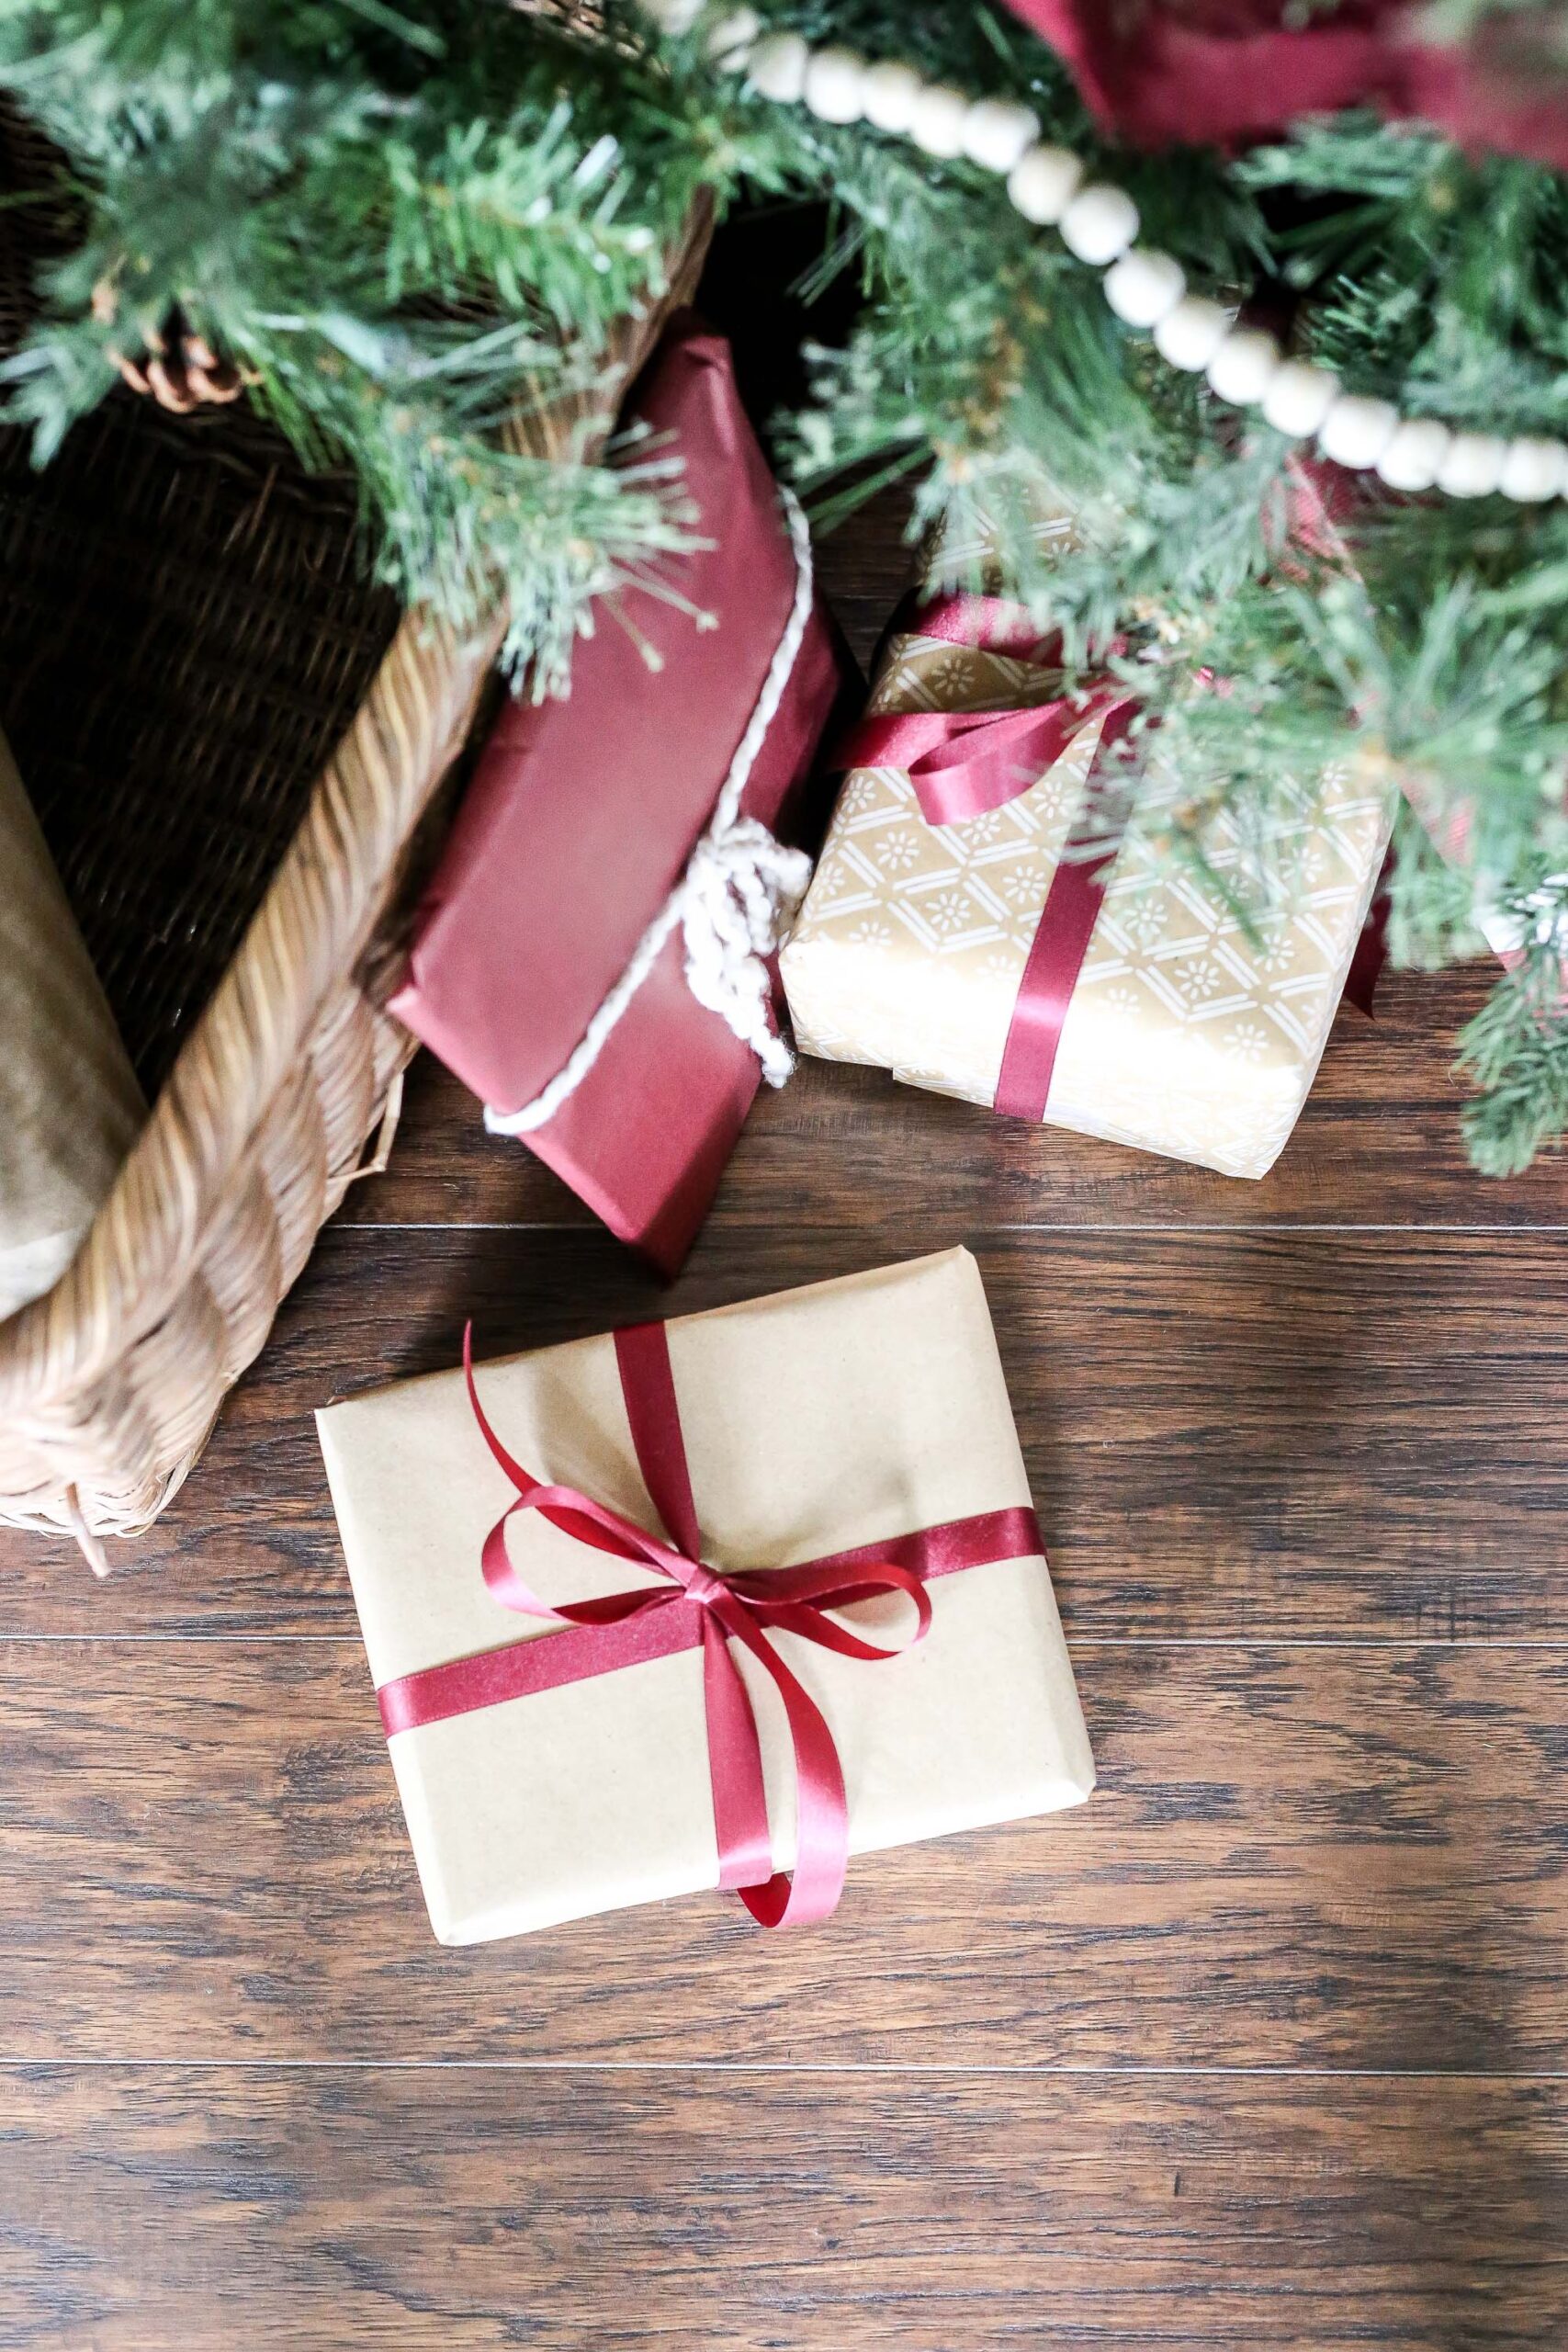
[2,1639,1563,2070]
[808,479,919,672]
[3,450,1565,2347]
[5,1225,1563,1636]
[2,2070,1563,2350]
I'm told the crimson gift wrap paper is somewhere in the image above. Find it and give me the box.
[389,317,849,1273]
[316,1249,1095,1945]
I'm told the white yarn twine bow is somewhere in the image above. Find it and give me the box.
[680,817,813,1086]
[486,488,817,1139]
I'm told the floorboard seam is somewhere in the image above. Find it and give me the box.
[2,2061,1565,2079]
[336,1221,1568,1235]
[5,1634,1566,1648]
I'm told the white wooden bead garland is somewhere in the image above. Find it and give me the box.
[687,11,1568,506]
[907,83,971,159]
[1006,144,1082,226]
[1153,295,1229,373]
[1103,247,1185,331]
[860,58,922,133]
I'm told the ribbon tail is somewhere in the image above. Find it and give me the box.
[710,1601,850,1930]
[701,1614,775,1894]
[994,695,1138,1123]
[1344,844,1394,1021]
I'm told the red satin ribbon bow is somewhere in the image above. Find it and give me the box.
[839,592,1139,1121]
[459,1321,931,1928]
[843,593,1134,837]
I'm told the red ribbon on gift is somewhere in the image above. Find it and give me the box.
[840,582,1394,1106]
[839,594,1140,1121]
[375,1320,1047,1929]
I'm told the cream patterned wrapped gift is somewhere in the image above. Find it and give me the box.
[781,594,1393,1180]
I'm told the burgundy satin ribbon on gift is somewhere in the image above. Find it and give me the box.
[1343,845,1393,1019]
[840,594,1139,1122]
[375,1320,1047,1929]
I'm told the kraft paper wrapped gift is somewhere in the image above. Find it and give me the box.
[317,1249,1094,1944]
[781,594,1394,1180]
[389,315,851,1274]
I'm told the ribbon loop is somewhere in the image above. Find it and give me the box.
[838,611,1130,834]
[459,1320,931,1928]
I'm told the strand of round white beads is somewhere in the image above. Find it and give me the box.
[673,7,1568,506]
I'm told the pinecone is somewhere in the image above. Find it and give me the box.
[92,279,249,413]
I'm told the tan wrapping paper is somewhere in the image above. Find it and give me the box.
[317,1249,1094,1944]
[781,622,1393,1180]
[0,729,143,1319]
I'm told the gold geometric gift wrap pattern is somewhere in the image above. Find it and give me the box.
[781,622,1395,1180]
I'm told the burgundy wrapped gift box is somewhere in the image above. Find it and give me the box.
[390,316,852,1272]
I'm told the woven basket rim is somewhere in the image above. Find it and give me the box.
[0,199,715,1447]
[0,600,505,1417]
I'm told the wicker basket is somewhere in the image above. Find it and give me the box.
[0,108,711,1567]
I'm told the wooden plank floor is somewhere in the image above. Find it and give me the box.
[4,504,1568,2348]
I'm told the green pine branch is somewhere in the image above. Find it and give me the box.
[1457,926,1568,1176]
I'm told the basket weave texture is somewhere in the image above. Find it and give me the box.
[0,106,711,1564]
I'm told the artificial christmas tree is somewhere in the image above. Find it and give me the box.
[1,1,1565,1169]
